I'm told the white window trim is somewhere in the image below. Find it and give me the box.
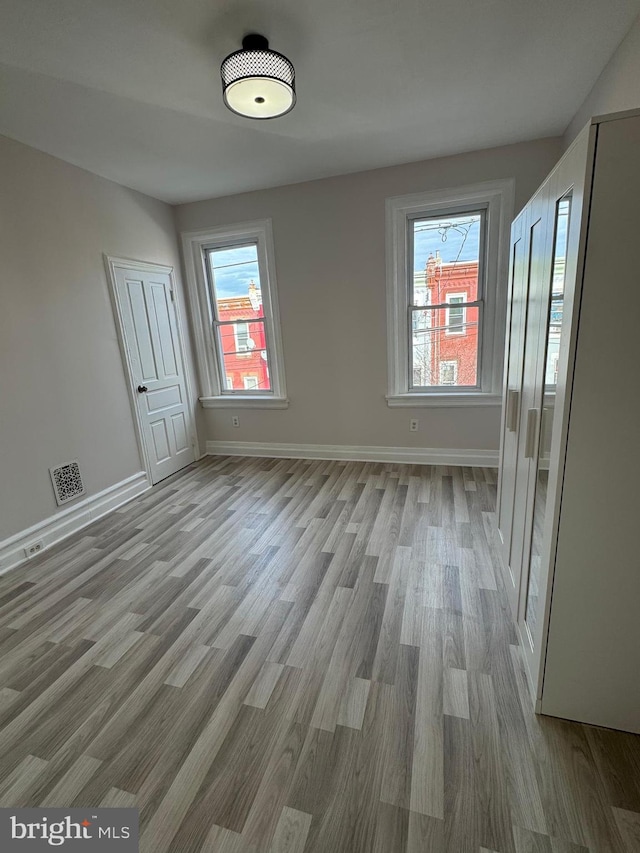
[385,179,513,408]
[181,219,288,409]
[445,293,467,336]
[243,376,259,390]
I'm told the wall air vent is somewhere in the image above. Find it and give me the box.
[49,461,85,506]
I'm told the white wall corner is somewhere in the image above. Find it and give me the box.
[0,472,150,575]
[205,440,498,468]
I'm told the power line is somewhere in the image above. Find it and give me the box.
[209,258,259,272]
[413,218,479,235]
[414,218,479,273]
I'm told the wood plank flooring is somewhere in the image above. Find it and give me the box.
[0,455,638,852]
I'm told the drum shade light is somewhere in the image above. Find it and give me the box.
[221,34,296,119]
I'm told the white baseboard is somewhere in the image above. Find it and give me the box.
[0,472,150,575]
[205,441,498,467]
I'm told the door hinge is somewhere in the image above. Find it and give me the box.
[170,289,175,302]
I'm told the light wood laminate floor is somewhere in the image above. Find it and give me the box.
[0,456,638,853]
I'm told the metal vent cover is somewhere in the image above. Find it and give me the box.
[50,461,85,506]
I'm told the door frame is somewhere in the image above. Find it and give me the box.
[104,255,200,484]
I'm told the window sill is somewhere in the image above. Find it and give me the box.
[386,393,502,408]
[199,396,289,410]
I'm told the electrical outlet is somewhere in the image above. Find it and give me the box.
[24,540,44,558]
[232,415,240,428]
[410,418,419,432]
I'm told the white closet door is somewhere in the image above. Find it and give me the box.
[541,116,640,731]
[497,210,530,618]
[503,188,552,622]
[518,127,593,698]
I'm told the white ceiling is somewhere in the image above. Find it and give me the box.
[1,0,638,203]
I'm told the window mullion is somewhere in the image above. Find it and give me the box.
[413,300,482,311]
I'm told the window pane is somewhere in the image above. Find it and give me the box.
[217,319,271,392]
[220,350,271,391]
[412,212,482,307]
[208,244,265,320]
[411,306,479,387]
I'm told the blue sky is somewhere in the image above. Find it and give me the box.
[413,213,481,272]
[209,244,260,299]
[210,209,566,299]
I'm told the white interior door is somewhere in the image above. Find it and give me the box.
[111,261,196,484]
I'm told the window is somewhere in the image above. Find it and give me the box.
[386,180,512,406]
[207,246,272,391]
[439,361,458,385]
[181,220,287,408]
[234,321,250,353]
[410,210,482,390]
[445,294,466,335]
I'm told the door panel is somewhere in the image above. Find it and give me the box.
[127,281,158,381]
[150,283,179,377]
[497,212,529,617]
[115,265,195,484]
[506,209,548,620]
[146,385,183,413]
[524,194,572,638]
[171,412,189,453]
[499,195,551,619]
[151,419,171,462]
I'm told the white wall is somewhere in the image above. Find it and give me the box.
[175,137,562,455]
[0,135,195,543]
[564,13,640,145]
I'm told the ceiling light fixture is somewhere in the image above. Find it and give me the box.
[221,34,296,120]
